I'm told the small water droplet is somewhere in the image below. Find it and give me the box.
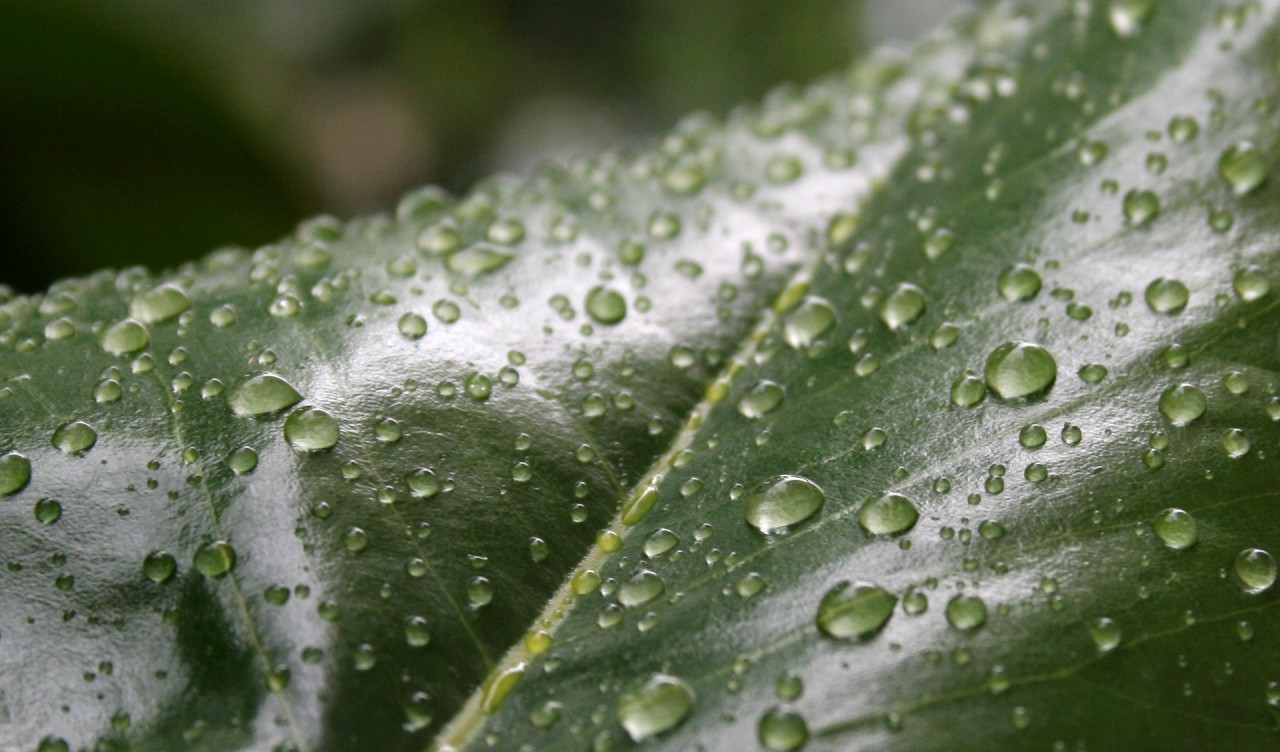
[446,246,514,275]
[616,674,695,741]
[1233,266,1270,301]
[945,594,988,631]
[644,529,679,558]
[52,421,97,454]
[619,570,665,607]
[228,373,303,417]
[227,447,258,475]
[739,381,785,419]
[758,707,809,751]
[1145,278,1189,315]
[34,497,62,524]
[816,581,896,640]
[585,287,627,325]
[1108,0,1156,37]
[1159,383,1206,425]
[744,475,825,534]
[858,493,919,536]
[1019,424,1047,448]
[950,375,986,407]
[879,283,926,330]
[997,264,1042,302]
[1222,428,1250,458]
[985,342,1057,400]
[1234,548,1276,594]
[0,452,31,496]
[143,551,177,584]
[99,318,150,356]
[1123,189,1159,225]
[1078,364,1108,384]
[1219,142,1269,196]
[1090,617,1122,652]
[783,297,836,348]
[193,540,236,578]
[1153,508,1197,550]
[284,407,340,451]
[129,284,192,324]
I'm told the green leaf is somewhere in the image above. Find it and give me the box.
[3,2,1280,751]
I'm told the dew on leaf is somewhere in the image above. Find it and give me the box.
[985,342,1057,399]
[1019,424,1048,448]
[585,287,627,325]
[739,381,785,418]
[1234,548,1276,594]
[1159,384,1206,425]
[99,318,150,356]
[0,453,32,496]
[945,594,988,631]
[193,540,236,578]
[446,246,514,275]
[617,673,695,742]
[644,529,679,558]
[619,570,665,607]
[997,264,1042,302]
[951,374,986,407]
[816,581,896,640]
[1090,617,1123,652]
[52,421,96,454]
[228,374,303,417]
[1219,141,1269,196]
[129,284,192,324]
[783,296,836,348]
[284,407,340,451]
[398,313,427,340]
[857,493,919,535]
[1233,266,1270,301]
[1122,189,1159,225]
[1153,508,1197,550]
[744,475,825,534]
[1145,278,1189,315]
[1078,364,1108,384]
[758,707,809,751]
[1222,428,1250,458]
[142,551,177,583]
[227,447,259,475]
[1108,0,1156,37]
[879,283,926,330]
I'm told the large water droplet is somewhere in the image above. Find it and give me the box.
[1159,383,1206,425]
[129,284,192,324]
[621,485,659,526]
[585,287,627,325]
[1153,508,1197,550]
[997,264,1042,302]
[739,381,785,418]
[616,674,695,741]
[284,407,340,451]
[0,452,31,495]
[745,475,825,534]
[758,707,809,751]
[945,594,988,631]
[1219,142,1269,196]
[644,529,679,558]
[1089,617,1122,653]
[857,493,919,536]
[1233,266,1270,302]
[783,297,836,348]
[1145,278,1189,315]
[228,373,303,417]
[1122,189,1159,225]
[99,318,150,356]
[52,421,97,454]
[193,540,236,578]
[1234,548,1276,594]
[816,581,896,640]
[619,570,666,607]
[984,342,1057,400]
[879,283,926,330]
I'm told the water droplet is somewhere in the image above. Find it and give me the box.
[816,581,896,640]
[1234,548,1276,594]
[1153,508,1197,550]
[1159,383,1206,425]
[27,495,61,526]
[951,375,986,407]
[945,594,988,631]
[0,452,31,496]
[739,381,785,418]
[1090,617,1122,652]
[1219,142,1269,196]
[744,475,825,534]
[985,342,1057,400]
[193,540,236,578]
[52,421,97,454]
[1145,278,1189,315]
[1222,428,1250,458]
[997,264,1042,302]
[1108,0,1155,37]
[1168,115,1199,143]
[284,407,340,451]
[1123,189,1159,225]
[93,379,123,403]
[37,737,69,752]
[406,468,440,498]
[398,312,427,340]
[226,447,258,475]
[585,287,627,325]
[858,493,919,536]
[228,373,303,417]
[619,570,665,607]
[446,246,514,275]
[1019,424,1047,448]
[783,297,836,348]
[404,616,431,647]
[1233,266,1270,301]
[143,551,177,583]
[129,284,192,324]
[479,663,525,715]
[616,674,695,742]
[99,318,150,356]
[621,485,660,527]
[879,283,926,330]
[644,529,679,558]
[758,707,809,751]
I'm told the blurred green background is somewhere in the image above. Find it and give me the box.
[0,0,959,293]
